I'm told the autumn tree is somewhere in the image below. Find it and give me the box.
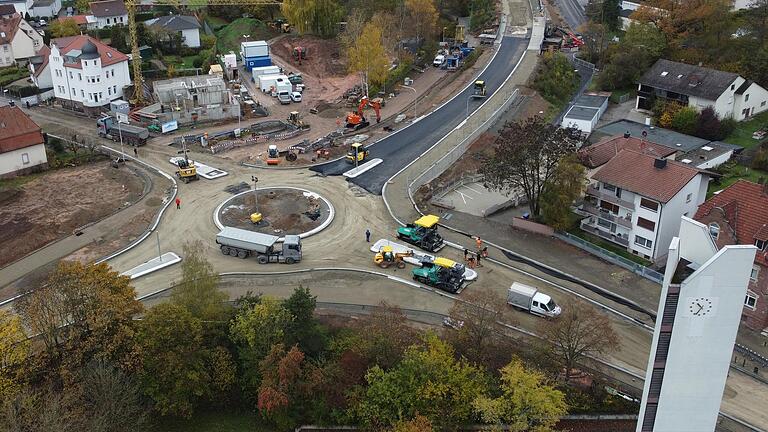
[537,301,619,382]
[406,0,439,43]
[354,333,489,429]
[0,311,29,401]
[445,290,513,369]
[15,262,143,385]
[0,387,79,431]
[49,19,80,38]
[481,117,581,218]
[337,10,367,50]
[585,0,621,31]
[472,358,567,431]
[257,344,316,428]
[348,22,391,95]
[172,240,229,323]
[353,302,419,369]
[391,414,434,432]
[540,155,586,231]
[138,303,235,418]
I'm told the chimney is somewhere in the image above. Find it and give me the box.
[624,131,630,139]
[654,158,667,169]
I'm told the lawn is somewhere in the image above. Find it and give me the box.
[205,15,229,31]
[723,110,768,149]
[156,410,271,432]
[707,161,768,198]
[216,18,277,54]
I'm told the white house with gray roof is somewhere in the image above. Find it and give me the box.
[145,15,200,48]
[637,59,768,121]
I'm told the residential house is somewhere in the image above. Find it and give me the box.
[0,0,29,16]
[694,180,768,331]
[593,119,741,169]
[0,4,16,17]
[0,106,48,177]
[0,12,44,66]
[637,59,768,120]
[145,15,201,48]
[27,42,49,88]
[49,35,130,116]
[88,0,126,29]
[30,0,60,18]
[580,149,709,262]
[578,133,677,178]
[59,14,96,29]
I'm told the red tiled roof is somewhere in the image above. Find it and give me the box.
[33,44,50,77]
[578,135,677,169]
[89,0,126,17]
[0,13,21,45]
[0,106,44,153]
[695,180,768,251]
[592,149,702,203]
[52,34,128,68]
[60,14,89,25]
[0,5,16,16]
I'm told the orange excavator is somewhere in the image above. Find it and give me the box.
[345,96,382,130]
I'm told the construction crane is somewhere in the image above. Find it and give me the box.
[125,0,282,104]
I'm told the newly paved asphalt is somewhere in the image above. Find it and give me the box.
[311,36,528,194]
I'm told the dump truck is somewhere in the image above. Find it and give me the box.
[97,116,149,146]
[396,214,445,252]
[216,227,302,264]
[412,256,466,293]
[507,282,561,318]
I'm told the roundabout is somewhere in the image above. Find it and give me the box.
[213,186,335,240]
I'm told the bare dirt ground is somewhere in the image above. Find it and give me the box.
[218,188,330,235]
[0,162,145,268]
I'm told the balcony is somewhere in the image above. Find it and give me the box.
[581,203,633,228]
[581,222,630,247]
[586,185,635,210]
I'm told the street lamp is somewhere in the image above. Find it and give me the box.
[399,84,417,119]
[116,116,125,160]
[442,26,447,43]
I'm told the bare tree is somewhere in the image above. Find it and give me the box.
[536,300,619,382]
[481,117,581,218]
[74,361,150,432]
[445,289,515,369]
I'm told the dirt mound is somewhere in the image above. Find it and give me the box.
[271,36,347,77]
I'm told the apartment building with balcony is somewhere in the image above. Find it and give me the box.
[636,217,755,432]
[579,149,709,262]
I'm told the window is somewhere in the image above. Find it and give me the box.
[83,60,87,66]
[597,218,614,230]
[762,101,766,107]
[745,94,750,102]
[745,293,757,309]
[602,183,616,192]
[80,89,84,97]
[68,71,72,78]
[751,266,760,281]
[756,239,766,250]
[21,153,29,165]
[640,198,659,211]
[637,217,656,231]
[599,200,619,214]
[108,87,111,95]
[2,45,7,52]
[635,235,653,248]
[113,85,117,93]
[709,223,720,239]
[71,87,75,95]
[78,73,81,80]
[731,84,735,90]
[686,193,692,203]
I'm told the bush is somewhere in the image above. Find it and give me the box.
[671,107,699,135]
[193,57,204,69]
[696,106,722,140]
[753,147,768,171]
[533,52,579,106]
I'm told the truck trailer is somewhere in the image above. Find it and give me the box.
[506,282,561,317]
[97,116,149,146]
[216,227,301,264]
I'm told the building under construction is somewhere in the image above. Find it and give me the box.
[151,76,239,124]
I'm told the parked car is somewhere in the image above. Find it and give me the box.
[442,316,464,330]
[277,91,291,104]
[433,54,445,67]
[38,19,47,26]
[290,91,302,102]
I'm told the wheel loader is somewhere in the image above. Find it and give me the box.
[373,246,414,269]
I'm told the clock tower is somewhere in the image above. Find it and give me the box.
[636,217,757,432]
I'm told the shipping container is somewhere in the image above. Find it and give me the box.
[241,40,269,58]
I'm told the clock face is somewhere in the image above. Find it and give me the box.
[688,297,714,317]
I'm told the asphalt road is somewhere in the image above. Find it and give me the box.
[554,0,587,30]
[311,36,528,194]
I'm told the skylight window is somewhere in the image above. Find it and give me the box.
[661,71,668,76]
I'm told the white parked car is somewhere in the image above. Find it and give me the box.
[290,91,302,102]
[433,54,445,67]
[442,316,464,330]
[38,19,47,26]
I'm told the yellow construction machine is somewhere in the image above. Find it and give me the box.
[374,246,414,269]
[175,140,198,183]
[346,142,369,164]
